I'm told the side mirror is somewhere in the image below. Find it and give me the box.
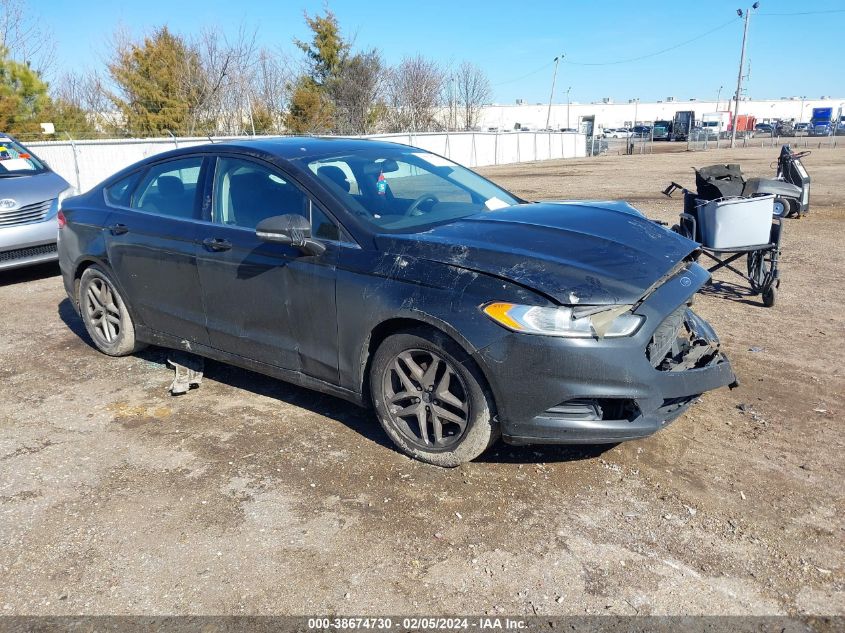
[255,214,326,256]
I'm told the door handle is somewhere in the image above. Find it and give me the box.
[108,223,128,235]
[202,237,232,252]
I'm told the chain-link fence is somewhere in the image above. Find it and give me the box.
[584,128,842,157]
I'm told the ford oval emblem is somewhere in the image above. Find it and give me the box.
[0,198,18,210]
[680,276,692,287]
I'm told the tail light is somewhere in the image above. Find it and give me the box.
[57,210,66,229]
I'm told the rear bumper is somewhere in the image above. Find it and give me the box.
[0,218,59,271]
[473,263,737,445]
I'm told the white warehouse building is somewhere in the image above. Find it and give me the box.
[479,97,844,133]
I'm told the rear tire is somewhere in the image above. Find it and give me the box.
[369,328,498,467]
[772,197,788,218]
[78,265,143,356]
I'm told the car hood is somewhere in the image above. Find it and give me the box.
[0,170,70,208]
[375,201,700,306]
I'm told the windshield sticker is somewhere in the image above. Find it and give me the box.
[0,158,34,171]
[484,197,510,211]
[411,152,455,168]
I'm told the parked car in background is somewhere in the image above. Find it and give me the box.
[0,135,75,271]
[795,122,810,132]
[58,137,736,466]
[603,128,630,139]
[755,123,774,134]
[632,125,651,137]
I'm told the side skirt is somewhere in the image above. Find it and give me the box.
[135,326,366,407]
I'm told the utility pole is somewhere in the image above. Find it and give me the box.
[633,98,639,129]
[566,86,572,129]
[730,3,758,148]
[546,54,563,131]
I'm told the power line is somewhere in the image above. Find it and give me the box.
[563,17,740,66]
[493,59,556,86]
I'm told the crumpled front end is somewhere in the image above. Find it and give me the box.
[473,262,737,445]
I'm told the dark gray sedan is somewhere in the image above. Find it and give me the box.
[58,137,736,465]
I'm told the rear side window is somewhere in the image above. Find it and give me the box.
[104,171,142,207]
[131,157,204,219]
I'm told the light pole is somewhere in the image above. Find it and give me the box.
[566,86,572,129]
[632,98,639,129]
[716,85,723,111]
[546,54,563,131]
[799,95,806,123]
[731,3,759,148]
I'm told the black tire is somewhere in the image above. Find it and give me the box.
[763,286,776,308]
[369,328,498,467]
[785,198,801,218]
[78,265,143,356]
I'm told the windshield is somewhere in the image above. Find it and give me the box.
[300,147,520,232]
[0,137,46,175]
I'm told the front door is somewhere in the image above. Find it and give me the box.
[195,156,341,383]
[105,155,210,346]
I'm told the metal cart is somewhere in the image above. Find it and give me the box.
[668,190,783,307]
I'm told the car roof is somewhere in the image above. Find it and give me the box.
[122,136,424,172]
[210,136,412,160]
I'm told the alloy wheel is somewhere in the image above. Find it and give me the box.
[382,348,470,450]
[85,276,122,344]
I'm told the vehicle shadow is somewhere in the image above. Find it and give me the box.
[57,298,392,450]
[0,262,60,287]
[58,296,91,342]
[699,279,764,307]
[479,442,613,464]
[57,298,613,463]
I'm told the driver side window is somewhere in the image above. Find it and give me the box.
[212,157,309,229]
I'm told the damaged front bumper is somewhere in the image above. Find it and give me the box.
[474,263,737,445]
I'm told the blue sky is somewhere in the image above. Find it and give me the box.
[32,0,845,104]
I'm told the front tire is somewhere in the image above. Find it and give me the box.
[369,329,498,467]
[78,265,143,356]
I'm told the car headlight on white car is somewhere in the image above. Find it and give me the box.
[482,302,644,339]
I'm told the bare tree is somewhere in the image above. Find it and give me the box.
[330,49,385,134]
[385,55,445,133]
[0,0,55,76]
[441,72,459,131]
[252,47,292,133]
[454,61,491,131]
[192,26,291,136]
[52,70,116,134]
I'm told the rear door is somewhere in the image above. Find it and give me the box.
[195,155,342,383]
[104,155,210,346]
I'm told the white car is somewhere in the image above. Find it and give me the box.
[603,128,632,139]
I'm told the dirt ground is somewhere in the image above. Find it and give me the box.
[0,146,842,617]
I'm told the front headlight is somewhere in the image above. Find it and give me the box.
[482,302,644,339]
